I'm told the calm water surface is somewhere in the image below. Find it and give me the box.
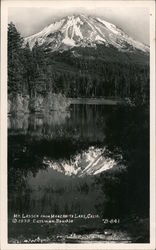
[8,104,149,242]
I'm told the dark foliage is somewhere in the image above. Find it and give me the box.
[94,106,149,219]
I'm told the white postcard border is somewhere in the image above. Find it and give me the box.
[1,1,155,250]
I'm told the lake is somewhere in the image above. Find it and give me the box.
[8,104,149,243]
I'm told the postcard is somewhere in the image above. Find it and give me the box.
[0,1,155,249]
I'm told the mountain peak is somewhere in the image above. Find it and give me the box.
[24,14,149,53]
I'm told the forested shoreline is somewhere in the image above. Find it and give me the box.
[8,22,149,114]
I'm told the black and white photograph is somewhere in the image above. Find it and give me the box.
[0,0,155,249]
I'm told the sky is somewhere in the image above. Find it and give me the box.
[8,6,150,45]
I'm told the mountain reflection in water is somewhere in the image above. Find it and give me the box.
[43,146,125,177]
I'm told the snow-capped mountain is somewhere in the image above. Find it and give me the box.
[24,14,149,53]
[43,147,126,177]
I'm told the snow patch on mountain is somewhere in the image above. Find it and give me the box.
[43,146,124,177]
[96,18,120,35]
[62,37,75,46]
[25,18,66,49]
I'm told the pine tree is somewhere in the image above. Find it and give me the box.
[8,22,24,94]
[22,42,33,95]
[31,41,47,96]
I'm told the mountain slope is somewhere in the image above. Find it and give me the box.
[24,14,149,53]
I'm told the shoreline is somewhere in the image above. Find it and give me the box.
[7,96,132,115]
[68,98,126,105]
